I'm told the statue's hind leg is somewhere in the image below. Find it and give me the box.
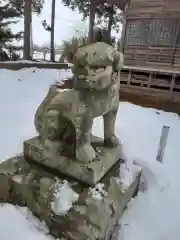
[103,108,119,148]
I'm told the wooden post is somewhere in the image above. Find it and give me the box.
[170,75,176,92]
[147,72,152,88]
[156,126,170,163]
[127,70,132,85]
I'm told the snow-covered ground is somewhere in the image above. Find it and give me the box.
[0,67,180,239]
[0,204,54,240]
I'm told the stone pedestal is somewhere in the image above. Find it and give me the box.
[24,136,125,186]
[0,41,140,239]
[0,155,141,240]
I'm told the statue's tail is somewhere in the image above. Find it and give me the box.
[34,85,58,134]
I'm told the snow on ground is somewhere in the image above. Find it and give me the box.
[93,104,180,240]
[0,67,71,161]
[2,60,62,63]
[0,67,180,239]
[0,204,54,240]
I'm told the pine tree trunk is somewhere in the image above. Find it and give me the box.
[24,0,32,60]
[50,0,56,62]
[107,14,113,44]
[30,21,33,58]
[88,1,95,44]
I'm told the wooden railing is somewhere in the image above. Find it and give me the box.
[120,65,180,94]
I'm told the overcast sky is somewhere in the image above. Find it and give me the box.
[11,0,88,46]
[11,0,121,47]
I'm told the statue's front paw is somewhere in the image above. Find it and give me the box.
[76,143,96,163]
[104,135,119,148]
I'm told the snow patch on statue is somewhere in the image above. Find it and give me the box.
[89,183,107,201]
[51,180,79,216]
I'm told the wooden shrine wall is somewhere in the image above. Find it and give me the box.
[123,0,180,68]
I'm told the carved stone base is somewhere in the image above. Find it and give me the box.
[0,155,141,240]
[23,136,125,186]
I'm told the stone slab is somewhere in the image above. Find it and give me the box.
[0,155,141,240]
[23,136,125,186]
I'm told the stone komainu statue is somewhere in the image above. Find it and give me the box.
[34,41,123,163]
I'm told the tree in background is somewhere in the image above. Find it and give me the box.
[50,0,56,62]
[11,0,45,14]
[23,0,32,60]
[88,1,95,43]
[61,0,95,43]
[61,0,123,43]
[41,0,56,62]
[0,1,22,60]
[11,0,45,60]
[96,3,123,41]
[0,2,22,44]
[5,44,23,60]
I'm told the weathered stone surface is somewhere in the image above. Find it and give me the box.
[34,40,123,163]
[0,155,54,217]
[0,155,141,240]
[24,136,125,186]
